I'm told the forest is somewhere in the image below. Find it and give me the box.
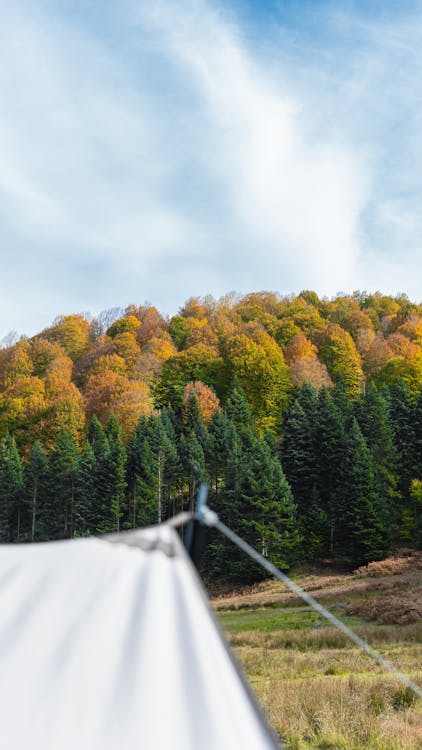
[0,290,421,582]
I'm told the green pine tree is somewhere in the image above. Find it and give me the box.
[388,380,417,540]
[315,387,347,556]
[0,433,24,542]
[242,436,302,571]
[73,442,96,536]
[101,415,127,533]
[342,419,389,566]
[87,416,111,533]
[25,441,47,542]
[354,383,397,543]
[44,430,78,539]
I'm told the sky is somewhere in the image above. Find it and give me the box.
[0,0,421,338]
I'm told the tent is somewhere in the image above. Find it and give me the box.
[0,524,280,749]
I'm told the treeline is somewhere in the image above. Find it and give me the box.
[1,290,422,452]
[0,379,421,582]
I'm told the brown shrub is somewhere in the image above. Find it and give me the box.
[347,588,422,626]
[354,551,422,578]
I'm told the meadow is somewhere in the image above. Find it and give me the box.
[214,553,422,750]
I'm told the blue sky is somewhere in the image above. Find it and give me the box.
[1,0,421,338]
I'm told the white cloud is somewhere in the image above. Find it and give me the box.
[139,0,367,291]
[0,0,421,338]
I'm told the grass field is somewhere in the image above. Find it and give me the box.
[214,552,422,749]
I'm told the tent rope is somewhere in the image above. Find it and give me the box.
[194,496,422,700]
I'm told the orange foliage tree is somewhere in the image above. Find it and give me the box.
[183,381,220,423]
[285,334,332,389]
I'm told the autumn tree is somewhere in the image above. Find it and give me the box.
[183,381,220,424]
[156,344,225,410]
[41,315,91,360]
[285,334,332,389]
[221,329,290,432]
[316,323,364,399]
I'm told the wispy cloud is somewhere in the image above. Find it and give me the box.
[137,0,367,288]
[0,0,421,337]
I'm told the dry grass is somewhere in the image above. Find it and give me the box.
[354,550,422,578]
[347,586,422,625]
[215,557,422,749]
[213,556,422,613]
[228,622,422,650]
[259,674,422,750]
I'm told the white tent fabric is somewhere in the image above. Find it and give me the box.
[0,525,279,749]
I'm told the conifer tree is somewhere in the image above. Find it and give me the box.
[388,380,417,539]
[102,415,127,533]
[87,415,110,532]
[183,389,209,446]
[295,382,319,430]
[0,433,24,542]
[179,432,206,513]
[241,436,302,572]
[135,438,161,526]
[207,408,233,502]
[354,383,397,542]
[44,429,78,539]
[342,419,389,565]
[25,441,47,542]
[126,412,179,526]
[73,442,96,536]
[315,387,346,556]
[412,388,422,482]
[225,387,255,437]
[409,480,422,548]
[388,380,415,496]
[126,416,158,529]
[281,399,316,517]
[149,411,179,520]
[216,430,301,583]
[163,410,181,515]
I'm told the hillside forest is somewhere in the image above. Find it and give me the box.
[0,290,421,582]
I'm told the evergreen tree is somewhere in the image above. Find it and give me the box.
[134,438,161,526]
[149,413,180,521]
[44,430,78,539]
[87,415,110,533]
[25,441,47,542]
[0,433,24,543]
[179,432,206,513]
[281,399,316,517]
[126,416,152,528]
[100,416,126,533]
[207,408,232,502]
[225,387,255,439]
[388,380,415,496]
[242,436,302,571]
[126,411,179,527]
[183,390,209,448]
[409,480,422,549]
[388,380,416,539]
[342,419,389,566]
[315,387,346,556]
[73,442,96,536]
[159,409,180,518]
[354,383,397,543]
[412,388,422,482]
